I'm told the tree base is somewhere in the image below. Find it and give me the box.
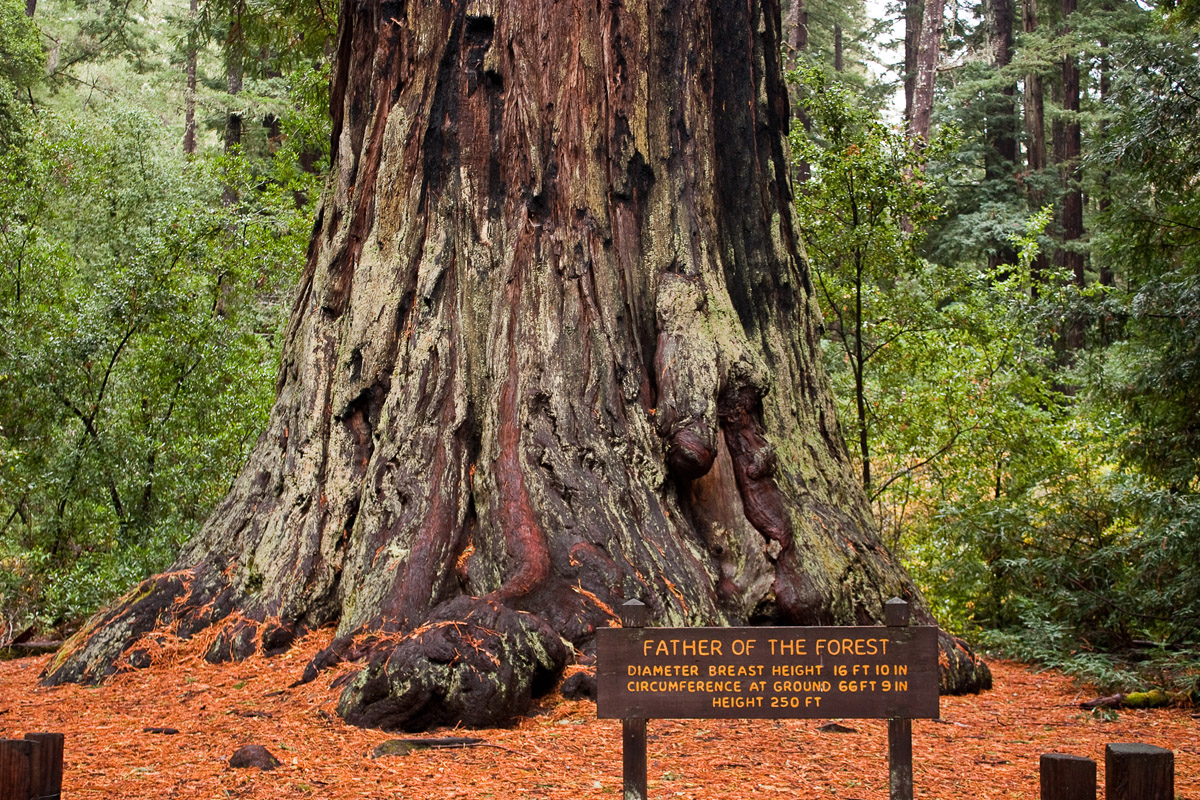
[43,568,990,731]
[327,596,569,731]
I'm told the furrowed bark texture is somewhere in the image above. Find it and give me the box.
[44,0,989,727]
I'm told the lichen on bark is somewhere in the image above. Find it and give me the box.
[42,0,990,725]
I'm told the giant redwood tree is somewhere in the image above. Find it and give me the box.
[45,0,990,730]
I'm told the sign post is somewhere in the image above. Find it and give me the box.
[620,600,648,800]
[597,598,936,800]
[886,598,914,800]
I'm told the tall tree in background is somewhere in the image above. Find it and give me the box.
[44,0,989,730]
[223,0,244,155]
[1023,0,1048,288]
[904,0,923,122]
[910,0,945,142]
[1053,0,1084,321]
[183,0,198,155]
[784,0,811,181]
[785,0,809,56]
[985,0,1018,268]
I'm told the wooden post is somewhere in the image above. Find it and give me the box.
[885,598,913,800]
[24,734,63,800]
[1105,743,1173,800]
[621,600,648,800]
[1040,753,1096,800]
[0,739,35,800]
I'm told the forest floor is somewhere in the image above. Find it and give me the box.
[1,628,1196,799]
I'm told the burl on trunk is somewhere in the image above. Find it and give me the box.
[44,0,989,730]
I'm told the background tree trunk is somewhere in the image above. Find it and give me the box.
[785,0,808,54]
[904,0,923,124]
[986,0,1019,269]
[783,0,811,181]
[43,0,989,730]
[834,21,845,72]
[1053,0,1085,346]
[910,0,945,143]
[223,0,245,155]
[183,0,198,156]
[1023,0,1048,291]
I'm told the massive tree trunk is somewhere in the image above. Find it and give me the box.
[44,0,989,730]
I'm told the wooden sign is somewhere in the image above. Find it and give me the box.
[596,624,938,720]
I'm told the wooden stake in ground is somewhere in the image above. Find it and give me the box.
[0,739,34,800]
[1106,744,1173,800]
[23,733,63,800]
[1040,753,1096,800]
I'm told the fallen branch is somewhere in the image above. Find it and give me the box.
[372,737,520,757]
[1080,689,1174,710]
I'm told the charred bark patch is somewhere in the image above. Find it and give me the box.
[422,16,464,203]
[340,379,389,478]
[464,14,494,64]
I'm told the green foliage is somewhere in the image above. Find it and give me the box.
[793,56,1200,696]
[783,0,893,102]
[0,0,331,633]
[40,0,155,82]
[791,65,955,494]
[0,0,42,148]
[0,0,42,89]
[1086,30,1200,489]
[921,55,1032,268]
[0,101,318,628]
[779,0,1200,697]
[792,69,1060,571]
[190,0,336,158]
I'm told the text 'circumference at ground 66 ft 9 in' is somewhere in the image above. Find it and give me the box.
[595,625,939,720]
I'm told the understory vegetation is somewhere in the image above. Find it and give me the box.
[1,0,1198,698]
[0,0,328,635]
[790,0,1200,695]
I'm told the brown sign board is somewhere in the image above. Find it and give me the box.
[596,625,939,720]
